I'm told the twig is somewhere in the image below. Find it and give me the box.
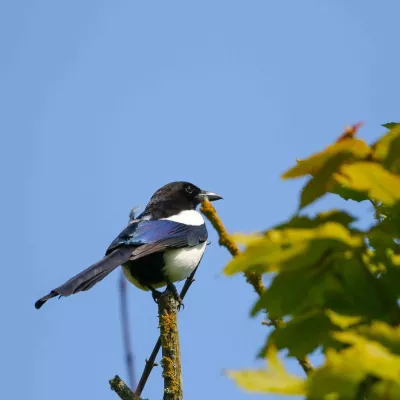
[119,273,136,389]
[110,375,141,400]
[134,270,197,397]
[200,199,314,376]
[200,200,264,295]
[369,199,383,222]
[297,358,313,375]
[261,320,275,327]
[135,338,161,397]
[158,291,183,400]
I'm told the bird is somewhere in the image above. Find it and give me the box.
[35,181,222,310]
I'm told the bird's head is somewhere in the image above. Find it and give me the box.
[145,181,222,215]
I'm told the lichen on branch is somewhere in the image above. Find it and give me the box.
[200,200,264,296]
[158,292,183,400]
[109,375,144,400]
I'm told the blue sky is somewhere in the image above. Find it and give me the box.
[2,1,399,399]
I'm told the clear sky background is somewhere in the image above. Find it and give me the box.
[2,1,400,399]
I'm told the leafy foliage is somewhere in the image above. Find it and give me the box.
[228,347,306,395]
[226,123,400,399]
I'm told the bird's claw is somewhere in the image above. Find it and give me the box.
[149,286,162,304]
[177,298,185,311]
[152,292,161,304]
[165,281,185,311]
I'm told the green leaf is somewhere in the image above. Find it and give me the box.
[377,202,400,239]
[382,122,400,129]
[385,135,400,174]
[252,251,399,322]
[330,255,399,323]
[273,210,356,230]
[330,185,369,203]
[265,311,335,358]
[251,263,344,318]
[380,263,400,301]
[368,380,400,399]
[227,347,305,395]
[335,162,400,206]
[368,229,399,251]
[373,124,400,173]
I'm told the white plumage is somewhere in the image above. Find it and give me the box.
[161,209,205,226]
[163,241,207,282]
[162,209,207,282]
[123,209,207,290]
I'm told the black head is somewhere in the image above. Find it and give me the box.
[143,181,222,219]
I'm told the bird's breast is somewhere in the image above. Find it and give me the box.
[163,241,207,282]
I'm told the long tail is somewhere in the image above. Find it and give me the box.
[35,247,135,309]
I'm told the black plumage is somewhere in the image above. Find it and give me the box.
[35,181,222,309]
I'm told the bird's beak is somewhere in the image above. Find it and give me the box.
[198,190,223,202]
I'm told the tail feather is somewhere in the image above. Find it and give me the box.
[35,247,135,309]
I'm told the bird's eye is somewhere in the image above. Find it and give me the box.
[185,185,194,194]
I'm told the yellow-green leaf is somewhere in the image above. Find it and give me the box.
[299,153,349,209]
[225,222,362,276]
[308,333,400,398]
[307,362,364,399]
[331,332,400,381]
[325,310,362,329]
[368,380,400,399]
[230,232,264,246]
[227,347,305,395]
[355,321,400,355]
[373,124,400,163]
[282,138,371,179]
[335,162,400,205]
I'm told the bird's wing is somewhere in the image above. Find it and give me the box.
[35,220,208,309]
[106,219,208,259]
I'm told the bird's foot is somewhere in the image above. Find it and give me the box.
[165,281,185,310]
[148,285,162,304]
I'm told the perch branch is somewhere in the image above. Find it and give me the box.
[158,291,183,400]
[134,269,197,397]
[200,199,314,376]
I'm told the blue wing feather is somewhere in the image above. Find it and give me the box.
[106,220,208,255]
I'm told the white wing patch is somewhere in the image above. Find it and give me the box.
[163,241,207,282]
[162,210,205,226]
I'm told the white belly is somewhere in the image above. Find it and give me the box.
[163,241,207,283]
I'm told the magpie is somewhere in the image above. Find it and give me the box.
[35,181,222,309]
